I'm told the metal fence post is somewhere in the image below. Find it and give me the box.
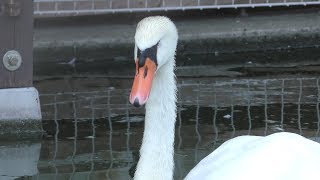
[0,0,33,88]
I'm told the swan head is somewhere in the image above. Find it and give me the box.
[129,16,178,107]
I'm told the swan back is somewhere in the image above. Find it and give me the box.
[185,132,320,180]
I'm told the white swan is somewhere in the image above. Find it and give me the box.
[129,16,320,180]
[185,132,320,180]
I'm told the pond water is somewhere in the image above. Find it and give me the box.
[2,38,320,179]
[1,73,320,179]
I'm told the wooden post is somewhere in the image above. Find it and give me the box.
[0,0,33,88]
[0,0,41,137]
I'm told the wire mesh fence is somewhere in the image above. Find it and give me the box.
[34,0,320,17]
[36,77,320,179]
[40,77,320,122]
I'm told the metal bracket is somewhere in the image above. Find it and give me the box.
[4,0,21,17]
[3,50,22,71]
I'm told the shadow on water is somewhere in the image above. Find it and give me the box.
[1,74,320,179]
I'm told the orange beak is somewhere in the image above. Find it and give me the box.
[129,58,157,107]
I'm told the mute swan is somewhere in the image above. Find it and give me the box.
[129,16,320,180]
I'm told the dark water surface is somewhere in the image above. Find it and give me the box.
[1,75,320,179]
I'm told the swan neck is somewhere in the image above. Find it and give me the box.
[134,60,177,180]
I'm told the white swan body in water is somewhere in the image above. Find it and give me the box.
[185,132,320,180]
[129,16,320,180]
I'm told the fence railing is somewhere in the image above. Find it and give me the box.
[34,0,320,17]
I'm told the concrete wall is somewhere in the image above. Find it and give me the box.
[33,7,320,78]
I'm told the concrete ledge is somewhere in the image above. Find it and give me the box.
[0,87,42,138]
[33,8,320,77]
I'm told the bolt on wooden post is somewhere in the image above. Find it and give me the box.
[0,0,33,88]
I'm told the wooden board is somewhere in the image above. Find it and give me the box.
[0,0,33,88]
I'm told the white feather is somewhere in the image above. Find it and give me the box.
[185,132,320,180]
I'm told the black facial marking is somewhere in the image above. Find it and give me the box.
[143,66,148,79]
[137,48,142,58]
[137,42,159,68]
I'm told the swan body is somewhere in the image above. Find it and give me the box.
[130,16,320,180]
[185,132,320,180]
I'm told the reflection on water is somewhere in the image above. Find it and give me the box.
[1,76,320,179]
[0,141,41,179]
